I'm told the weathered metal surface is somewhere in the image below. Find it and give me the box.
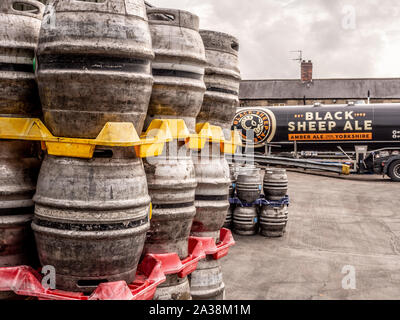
[0,0,44,117]
[145,8,206,133]
[197,30,241,135]
[32,151,151,293]
[0,214,33,266]
[37,0,154,138]
[233,206,259,236]
[263,168,288,200]
[260,205,289,238]
[0,1,44,299]
[236,166,261,204]
[153,274,192,301]
[143,143,197,260]
[229,185,234,199]
[192,147,231,242]
[0,141,40,300]
[223,209,233,229]
[189,257,225,300]
[229,164,238,198]
[226,164,238,230]
[0,141,39,212]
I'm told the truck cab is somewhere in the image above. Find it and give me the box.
[368,150,400,182]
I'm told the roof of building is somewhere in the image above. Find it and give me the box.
[239,78,400,100]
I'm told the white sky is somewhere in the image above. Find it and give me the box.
[149,0,400,80]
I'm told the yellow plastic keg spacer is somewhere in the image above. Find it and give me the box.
[149,203,153,220]
[0,117,242,158]
[187,123,224,150]
[142,120,242,154]
[0,117,171,159]
[187,123,242,154]
[143,119,190,140]
[222,130,243,154]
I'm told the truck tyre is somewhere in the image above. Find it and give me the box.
[388,160,400,182]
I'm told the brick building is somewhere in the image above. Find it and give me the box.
[240,61,400,107]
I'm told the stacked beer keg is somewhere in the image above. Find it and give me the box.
[37,0,154,138]
[232,166,290,238]
[0,0,240,301]
[224,165,239,229]
[260,168,289,237]
[189,144,230,300]
[32,0,154,293]
[145,8,207,133]
[233,166,262,236]
[143,7,206,301]
[189,30,241,301]
[197,30,241,138]
[0,0,45,299]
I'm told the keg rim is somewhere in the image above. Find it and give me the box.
[31,220,150,239]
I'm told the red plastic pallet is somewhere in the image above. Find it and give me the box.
[0,255,165,301]
[146,229,236,281]
[191,228,236,260]
[0,229,235,300]
[145,236,207,279]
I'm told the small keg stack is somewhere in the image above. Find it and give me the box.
[0,0,240,300]
[228,164,291,238]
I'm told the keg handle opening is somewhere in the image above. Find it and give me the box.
[11,0,44,18]
[93,149,114,159]
[77,279,109,289]
[147,10,176,22]
[231,41,239,52]
[74,0,107,4]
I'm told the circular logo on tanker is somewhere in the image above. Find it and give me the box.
[233,109,276,145]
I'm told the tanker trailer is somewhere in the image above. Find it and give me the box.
[232,102,400,182]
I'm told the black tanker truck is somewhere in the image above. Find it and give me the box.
[232,102,400,182]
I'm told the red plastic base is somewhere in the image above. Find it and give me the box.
[0,255,165,301]
[192,228,236,260]
[0,229,235,300]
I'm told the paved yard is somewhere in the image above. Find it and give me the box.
[222,171,400,300]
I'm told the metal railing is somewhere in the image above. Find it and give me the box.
[227,153,351,175]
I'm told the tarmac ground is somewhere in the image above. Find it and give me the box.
[222,171,400,300]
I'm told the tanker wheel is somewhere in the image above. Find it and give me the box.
[388,160,400,182]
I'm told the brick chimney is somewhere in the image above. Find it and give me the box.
[301,60,313,82]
